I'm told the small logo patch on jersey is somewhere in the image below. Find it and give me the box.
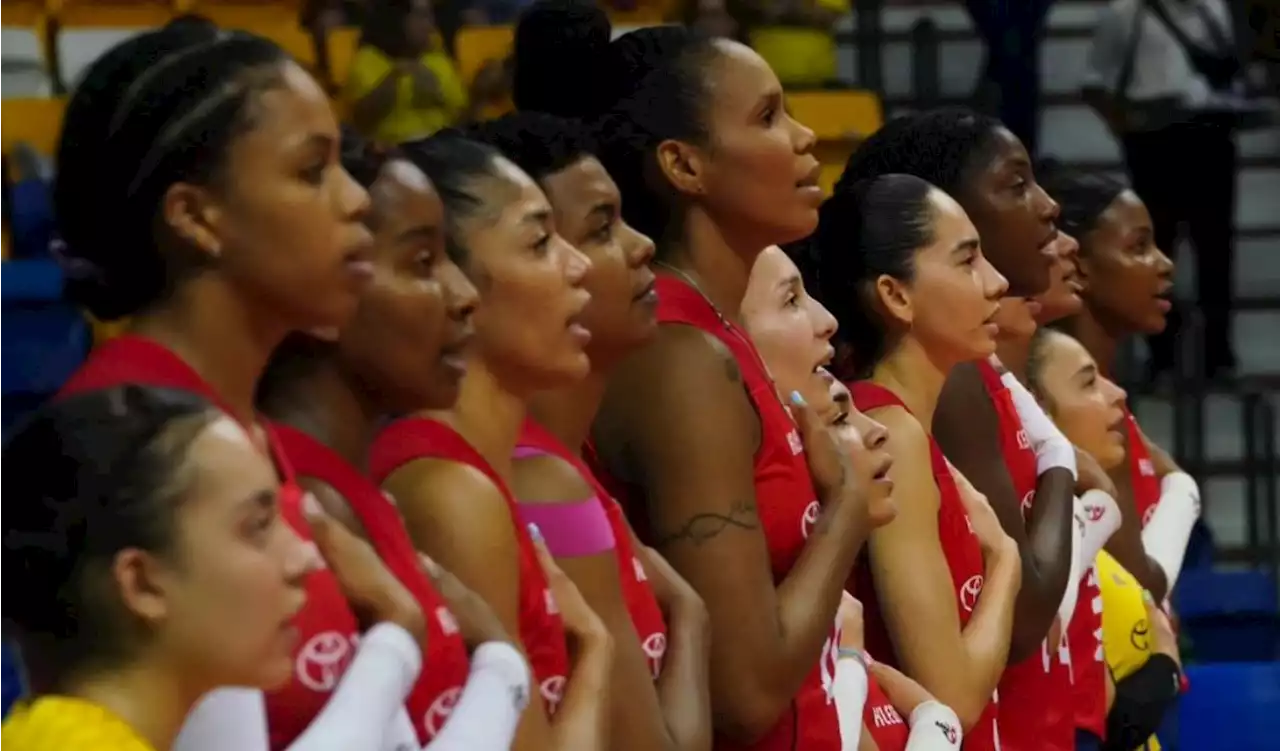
[435,606,460,636]
[786,429,803,456]
[1139,458,1156,477]
[960,574,985,613]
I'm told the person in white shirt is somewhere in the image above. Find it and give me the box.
[1082,0,1253,382]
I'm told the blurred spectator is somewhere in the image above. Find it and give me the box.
[742,0,847,88]
[964,0,1054,155]
[344,0,478,144]
[1083,0,1271,379]
[461,0,538,26]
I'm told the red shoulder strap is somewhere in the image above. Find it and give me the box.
[368,417,502,488]
[975,358,1004,394]
[846,380,910,414]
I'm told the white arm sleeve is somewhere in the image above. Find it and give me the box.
[1142,472,1201,591]
[835,653,869,751]
[176,623,423,751]
[1057,490,1122,623]
[422,642,531,750]
[904,701,963,751]
[1002,372,1077,478]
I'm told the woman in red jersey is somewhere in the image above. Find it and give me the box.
[2,386,438,751]
[826,110,1096,751]
[510,3,877,749]
[366,132,613,751]
[987,234,1127,751]
[1022,329,1186,751]
[1040,167,1201,599]
[807,172,1019,751]
[42,24,484,751]
[463,112,716,751]
[256,132,557,748]
[741,246,964,751]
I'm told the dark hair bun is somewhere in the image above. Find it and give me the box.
[513,0,612,119]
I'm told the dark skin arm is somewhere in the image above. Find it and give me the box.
[384,459,611,751]
[592,325,866,744]
[933,363,1073,662]
[512,455,713,751]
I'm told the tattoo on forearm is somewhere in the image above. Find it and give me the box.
[653,500,760,548]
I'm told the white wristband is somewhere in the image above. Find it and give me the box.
[905,700,963,750]
[1002,372,1077,479]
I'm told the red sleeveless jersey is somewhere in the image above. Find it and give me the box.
[272,424,471,741]
[846,380,1001,751]
[57,336,364,750]
[1123,409,1162,528]
[599,276,840,751]
[368,417,570,713]
[517,419,670,678]
[976,361,1074,751]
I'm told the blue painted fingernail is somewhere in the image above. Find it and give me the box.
[528,523,544,543]
[790,391,806,407]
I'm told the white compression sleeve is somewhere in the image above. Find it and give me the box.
[1058,491,1122,622]
[421,642,531,750]
[1002,372,1077,479]
[174,623,422,751]
[1142,472,1201,591]
[904,701,963,751]
[835,652,869,751]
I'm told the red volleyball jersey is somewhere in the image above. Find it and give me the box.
[58,336,364,750]
[368,417,570,713]
[977,360,1074,751]
[591,276,840,750]
[517,419,670,678]
[272,424,471,741]
[846,380,1001,751]
[1124,409,1162,529]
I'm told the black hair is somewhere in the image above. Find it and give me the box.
[462,112,599,185]
[401,131,507,267]
[835,107,1005,201]
[806,173,939,378]
[358,0,432,59]
[3,386,219,684]
[53,25,290,321]
[164,13,217,33]
[1036,162,1128,253]
[512,0,721,246]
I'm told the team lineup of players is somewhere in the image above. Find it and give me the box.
[2,2,1201,751]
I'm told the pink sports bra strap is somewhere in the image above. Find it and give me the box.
[517,498,616,557]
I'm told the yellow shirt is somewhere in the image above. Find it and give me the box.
[1097,550,1163,751]
[749,0,850,87]
[344,45,468,145]
[2,696,155,751]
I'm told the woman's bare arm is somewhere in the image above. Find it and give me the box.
[592,326,866,743]
[933,365,1073,661]
[513,456,712,751]
[867,408,1020,730]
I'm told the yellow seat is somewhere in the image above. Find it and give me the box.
[1,0,48,28]
[454,25,512,86]
[48,0,177,28]
[325,26,360,85]
[2,98,67,157]
[788,90,883,142]
[185,1,298,30]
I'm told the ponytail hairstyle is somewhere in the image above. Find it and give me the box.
[806,173,939,378]
[512,0,721,248]
[53,25,291,321]
[401,131,507,272]
[3,386,220,686]
[1036,162,1127,256]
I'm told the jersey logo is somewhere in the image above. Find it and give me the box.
[800,500,820,539]
[295,631,359,692]
[1020,490,1035,515]
[960,574,985,613]
[786,429,804,456]
[870,703,905,728]
[543,587,560,616]
[935,719,959,744]
[423,686,461,737]
[818,625,841,704]
[435,605,460,636]
[641,632,668,679]
[1130,619,1151,652]
[1084,502,1106,523]
[1015,429,1031,451]
[541,675,567,713]
[1139,458,1156,477]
